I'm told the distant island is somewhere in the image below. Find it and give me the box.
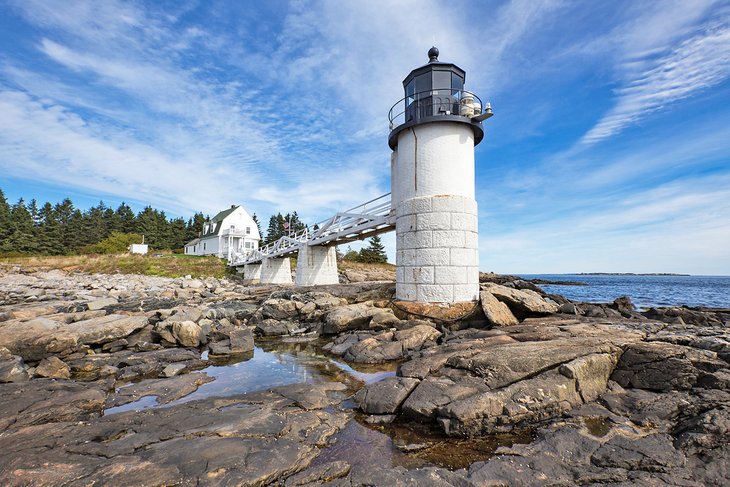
[577,272,691,276]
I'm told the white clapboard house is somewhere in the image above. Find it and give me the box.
[184,205,260,261]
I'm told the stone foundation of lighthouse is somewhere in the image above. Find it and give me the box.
[392,122,479,303]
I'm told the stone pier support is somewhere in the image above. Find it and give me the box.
[260,257,293,285]
[296,245,339,286]
[242,263,262,284]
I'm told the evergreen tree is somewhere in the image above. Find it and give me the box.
[135,206,159,248]
[169,217,187,250]
[265,213,283,244]
[6,198,36,253]
[358,235,388,263]
[0,189,12,251]
[252,213,262,238]
[115,203,136,233]
[84,201,108,246]
[65,209,85,253]
[185,212,206,242]
[38,202,62,254]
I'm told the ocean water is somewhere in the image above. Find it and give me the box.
[518,274,730,309]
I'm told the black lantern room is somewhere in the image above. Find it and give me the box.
[388,47,491,150]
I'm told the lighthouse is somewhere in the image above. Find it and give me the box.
[389,47,491,303]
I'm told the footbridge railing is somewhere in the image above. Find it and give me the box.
[230,193,395,266]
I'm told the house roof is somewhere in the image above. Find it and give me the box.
[201,205,240,237]
[184,238,200,247]
[210,206,238,223]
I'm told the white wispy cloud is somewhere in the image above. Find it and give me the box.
[581,3,730,144]
[479,171,730,274]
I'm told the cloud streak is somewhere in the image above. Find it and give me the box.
[581,5,730,144]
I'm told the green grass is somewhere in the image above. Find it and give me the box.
[0,253,229,278]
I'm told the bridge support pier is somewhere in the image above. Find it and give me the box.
[260,257,293,285]
[296,245,339,286]
[242,263,262,284]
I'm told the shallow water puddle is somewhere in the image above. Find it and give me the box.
[313,417,535,471]
[104,339,395,415]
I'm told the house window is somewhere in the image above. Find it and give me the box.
[203,243,206,251]
[245,241,251,249]
[246,226,251,235]
[193,245,196,252]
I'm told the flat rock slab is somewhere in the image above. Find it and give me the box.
[0,314,149,361]
[105,372,215,409]
[446,336,622,390]
[354,377,420,414]
[0,379,107,432]
[0,382,351,486]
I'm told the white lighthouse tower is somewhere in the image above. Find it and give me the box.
[389,47,491,303]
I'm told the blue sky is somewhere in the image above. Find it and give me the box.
[1,0,729,274]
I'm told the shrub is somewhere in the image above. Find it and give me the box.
[83,232,144,254]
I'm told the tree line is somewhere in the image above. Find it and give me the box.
[0,188,209,255]
[0,188,388,262]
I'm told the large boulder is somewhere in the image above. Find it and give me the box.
[172,321,202,347]
[354,377,420,414]
[259,298,301,321]
[323,303,393,334]
[229,328,254,354]
[438,353,618,436]
[0,314,149,361]
[341,325,442,364]
[0,347,29,383]
[480,291,519,326]
[611,342,725,392]
[445,337,621,390]
[35,356,71,379]
[482,283,559,316]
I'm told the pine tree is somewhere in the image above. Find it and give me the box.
[265,213,283,244]
[115,203,136,233]
[359,235,388,263]
[135,207,159,248]
[0,189,12,251]
[252,213,262,238]
[169,217,187,250]
[38,202,62,254]
[6,198,36,253]
[186,212,206,241]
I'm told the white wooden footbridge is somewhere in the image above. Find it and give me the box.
[232,48,491,303]
[230,193,394,267]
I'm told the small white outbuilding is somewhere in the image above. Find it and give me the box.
[128,244,149,255]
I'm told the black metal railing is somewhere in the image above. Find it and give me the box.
[388,89,485,130]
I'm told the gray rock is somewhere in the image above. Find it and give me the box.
[255,319,300,336]
[284,461,351,486]
[446,337,621,390]
[0,347,30,383]
[229,328,254,354]
[86,297,117,310]
[482,283,559,316]
[161,363,186,377]
[591,433,686,471]
[354,377,420,414]
[481,290,519,326]
[342,325,441,364]
[35,356,71,379]
[323,302,384,334]
[171,320,202,347]
[0,314,149,361]
[0,379,106,430]
[611,342,717,391]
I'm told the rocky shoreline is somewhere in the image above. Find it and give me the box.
[0,266,728,486]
